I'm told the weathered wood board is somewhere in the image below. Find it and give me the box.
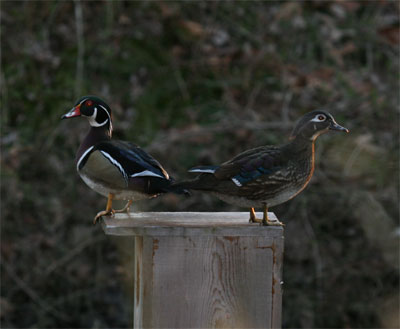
[102,212,284,329]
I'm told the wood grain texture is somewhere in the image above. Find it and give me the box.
[101,212,282,237]
[134,236,144,329]
[102,213,284,328]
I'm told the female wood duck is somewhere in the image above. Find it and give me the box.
[174,110,349,226]
[62,96,188,223]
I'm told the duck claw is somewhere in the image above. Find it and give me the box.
[249,217,263,224]
[261,219,285,227]
[113,200,133,214]
[93,209,115,224]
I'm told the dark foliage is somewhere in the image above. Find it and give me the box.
[1,1,399,328]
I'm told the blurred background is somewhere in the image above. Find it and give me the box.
[1,1,399,328]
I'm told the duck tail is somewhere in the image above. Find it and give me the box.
[165,182,191,197]
[160,177,191,196]
[170,176,214,192]
[168,165,220,194]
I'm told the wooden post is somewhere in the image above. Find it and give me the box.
[102,212,284,329]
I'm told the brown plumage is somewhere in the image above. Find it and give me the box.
[174,110,349,226]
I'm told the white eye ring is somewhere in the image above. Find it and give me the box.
[311,114,326,122]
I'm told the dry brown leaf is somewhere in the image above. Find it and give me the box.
[333,0,360,12]
[306,67,335,89]
[171,45,185,58]
[180,20,206,37]
[275,2,301,20]
[0,298,14,319]
[330,42,357,66]
[158,2,177,18]
[378,26,400,45]
[208,55,232,68]
[118,14,131,25]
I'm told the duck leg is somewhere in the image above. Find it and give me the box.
[114,200,133,214]
[261,203,284,226]
[94,193,115,224]
[249,207,262,223]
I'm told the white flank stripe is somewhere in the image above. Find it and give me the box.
[188,169,216,173]
[231,178,242,187]
[77,146,94,170]
[100,150,129,184]
[130,170,164,179]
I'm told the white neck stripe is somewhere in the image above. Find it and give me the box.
[98,104,111,119]
[98,104,113,133]
[88,107,109,127]
[77,146,94,170]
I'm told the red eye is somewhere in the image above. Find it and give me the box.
[318,115,325,121]
[85,100,93,107]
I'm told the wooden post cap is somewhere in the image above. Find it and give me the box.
[101,212,283,237]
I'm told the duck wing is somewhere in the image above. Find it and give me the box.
[79,140,171,194]
[107,140,170,180]
[215,146,283,186]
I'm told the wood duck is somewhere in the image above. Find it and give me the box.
[174,110,349,226]
[62,96,188,223]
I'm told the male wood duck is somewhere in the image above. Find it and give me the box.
[174,110,349,226]
[62,96,188,223]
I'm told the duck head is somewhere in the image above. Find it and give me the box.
[290,110,349,141]
[62,96,113,136]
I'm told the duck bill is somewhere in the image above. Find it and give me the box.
[61,105,81,119]
[329,121,349,133]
